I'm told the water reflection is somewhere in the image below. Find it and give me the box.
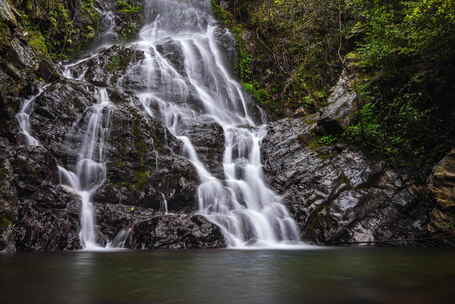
[1,248,455,304]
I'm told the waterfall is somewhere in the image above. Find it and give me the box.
[58,88,113,250]
[16,85,50,146]
[56,8,120,250]
[16,0,302,249]
[132,0,301,248]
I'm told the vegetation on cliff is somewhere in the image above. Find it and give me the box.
[6,0,102,59]
[212,0,353,116]
[216,0,455,177]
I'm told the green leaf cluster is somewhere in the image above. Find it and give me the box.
[343,0,455,175]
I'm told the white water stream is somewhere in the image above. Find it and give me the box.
[57,9,121,250]
[16,85,50,146]
[58,88,113,250]
[132,0,301,248]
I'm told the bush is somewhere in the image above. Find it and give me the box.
[344,0,455,177]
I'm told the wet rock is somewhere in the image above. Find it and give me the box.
[69,45,145,87]
[127,214,226,249]
[320,71,358,128]
[38,60,60,82]
[263,117,431,245]
[31,80,98,164]
[12,145,82,251]
[95,101,200,213]
[428,149,455,243]
[7,39,38,70]
[156,38,186,76]
[15,198,81,251]
[182,119,225,177]
[95,203,156,244]
[214,27,237,68]
[0,140,17,252]
[0,225,15,254]
[312,71,358,137]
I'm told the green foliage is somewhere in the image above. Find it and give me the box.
[343,0,455,175]
[116,0,142,14]
[319,135,337,145]
[27,30,48,54]
[242,82,270,105]
[211,0,231,25]
[106,55,122,72]
[347,0,455,69]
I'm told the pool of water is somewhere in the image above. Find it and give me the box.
[1,247,455,304]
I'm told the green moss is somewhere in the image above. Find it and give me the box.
[319,135,337,145]
[0,216,12,229]
[211,0,231,25]
[303,136,337,160]
[106,55,123,72]
[27,30,48,55]
[133,170,151,191]
[116,0,142,14]
[11,0,102,60]
[82,0,101,22]
[305,138,322,151]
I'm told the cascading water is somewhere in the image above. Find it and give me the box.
[16,85,50,146]
[132,0,301,248]
[58,88,113,250]
[56,9,121,250]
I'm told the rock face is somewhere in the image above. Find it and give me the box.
[428,149,455,245]
[263,117,434,245]
[319,72,358,129]
[261,72,440,246]
[430,149,455,208]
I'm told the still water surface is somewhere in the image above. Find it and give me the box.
[1,248,455,304]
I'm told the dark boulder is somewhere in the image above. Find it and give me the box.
[127,214,226,249]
